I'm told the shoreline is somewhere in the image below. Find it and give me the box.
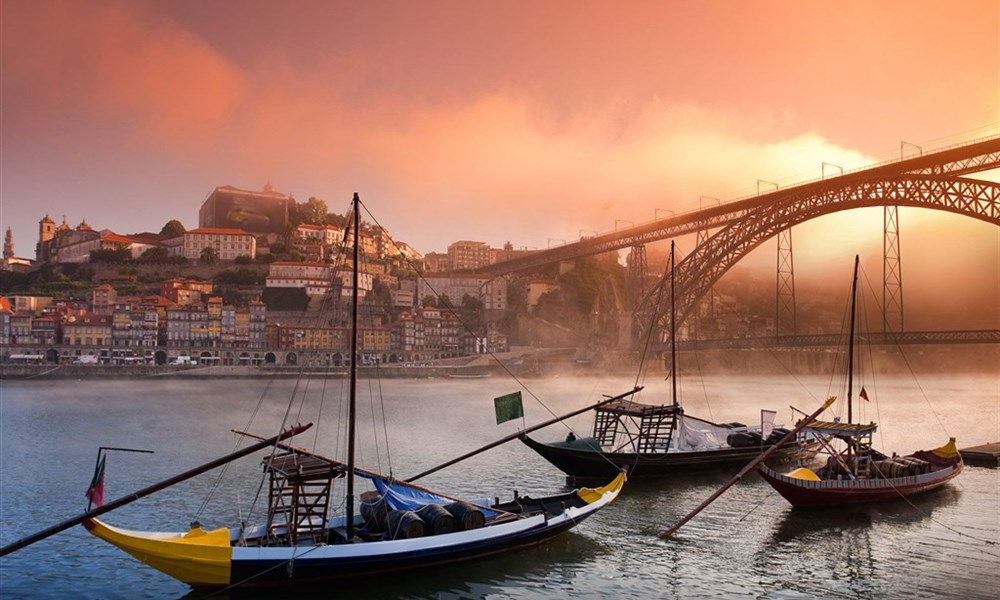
[2,344,996,380]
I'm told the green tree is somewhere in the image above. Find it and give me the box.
[138,247,170,262]
[215,267,264,286]
[200,246,219,265]
[421,295,438,308]
[89,248,131,263]
[369,278,393,308]
[297,197,328,225]
[325,212,347,228]
[261,287,309,311]
[160,220,186,237]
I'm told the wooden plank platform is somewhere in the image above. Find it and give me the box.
[959,442,1000,468]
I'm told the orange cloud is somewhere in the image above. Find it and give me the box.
[4,1,245,150]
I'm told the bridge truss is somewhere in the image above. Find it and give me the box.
[472,136,1000,349]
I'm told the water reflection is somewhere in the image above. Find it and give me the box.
[2,376,996,600]
[768,482,962,544]
[179,532,605,600]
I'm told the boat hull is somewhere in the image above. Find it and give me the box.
[86,472,625,588]
[757,461,963,508]
[520,434,804,479]
[228,513,577,586]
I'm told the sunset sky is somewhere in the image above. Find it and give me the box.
[1,1,997,325]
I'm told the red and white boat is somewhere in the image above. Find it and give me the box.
[757,255,963,508]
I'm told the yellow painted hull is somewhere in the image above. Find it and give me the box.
[84,471,626,588]
[84,519,232,586]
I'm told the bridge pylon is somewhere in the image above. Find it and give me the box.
[776,228,797,337]
[883,205,904,332]
[626,244,648,310]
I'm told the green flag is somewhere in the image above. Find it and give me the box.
[494,391,524,424]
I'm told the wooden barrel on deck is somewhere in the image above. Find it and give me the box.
[386,510,426,539]
[416,504,458,535]
[445,501,485,530]
[360,491,387,531]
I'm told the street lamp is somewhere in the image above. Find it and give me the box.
[756,180,778,195]
[615,219,633,231]
[821,162,843,179]
[900,141,923,159]
[655,208,674,220]
[699,196,720,209]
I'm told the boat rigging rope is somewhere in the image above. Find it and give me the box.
[371,359,394,477]
[881,475,999,550]
[206,543,329,595]
[356,200,573,446]
[194,377,278,522]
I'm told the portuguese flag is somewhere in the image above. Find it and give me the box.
[86,454,106,509]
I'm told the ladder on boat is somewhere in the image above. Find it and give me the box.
[264,453,342,546]
[637,405,676,453]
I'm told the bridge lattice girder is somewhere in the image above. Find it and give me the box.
[637,175,1000,345]
[473,137,1000,276]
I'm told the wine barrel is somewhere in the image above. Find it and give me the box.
[727,431,762,448]
[416,504,458,535]
[765,428,791,445]
[386,510,426,539]
[445,501,485,530]
[360,491,387,531]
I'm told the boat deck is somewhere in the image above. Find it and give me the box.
[959,442,1000,468]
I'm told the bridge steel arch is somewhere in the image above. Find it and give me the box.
[639,174,1000,346]
[474,136,1000,277]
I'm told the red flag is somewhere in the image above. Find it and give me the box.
[86,455,106,508]
[859,387,869,402]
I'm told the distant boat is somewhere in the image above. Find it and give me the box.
[75,194,627,588]
[757,255,963,508]
[520,241,807,480]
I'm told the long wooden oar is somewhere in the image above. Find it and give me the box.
[232,430,519,516]
[405,386,643,482]
[658,396,836,539]
[0,423,312,557]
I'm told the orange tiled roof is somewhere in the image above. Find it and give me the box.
[188,227,253,236]
[100,232,139,244]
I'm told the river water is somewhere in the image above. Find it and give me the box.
[0,371,997,599]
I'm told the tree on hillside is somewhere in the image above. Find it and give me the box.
[160,220,186,237]
[261,287,309,311]
[89,247,131,263]
[295,197,329,225]
[138,247,170,262]
[200,246,219,265]
[326,212,347,228]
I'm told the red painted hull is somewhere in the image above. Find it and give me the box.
[758,459,963,508]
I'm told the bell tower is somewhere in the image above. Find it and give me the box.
[39,214,56,243]
[3,227,13,260]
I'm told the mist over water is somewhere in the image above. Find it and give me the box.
[1,372,997,599]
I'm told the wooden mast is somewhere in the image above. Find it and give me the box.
[847,254,859,426]
[346,192,361,540]
[669,241,678,408]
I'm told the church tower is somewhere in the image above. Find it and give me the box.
[39,214,56,243]
[3,227,13,260]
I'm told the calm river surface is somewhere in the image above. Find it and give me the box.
[1,371,997,599]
